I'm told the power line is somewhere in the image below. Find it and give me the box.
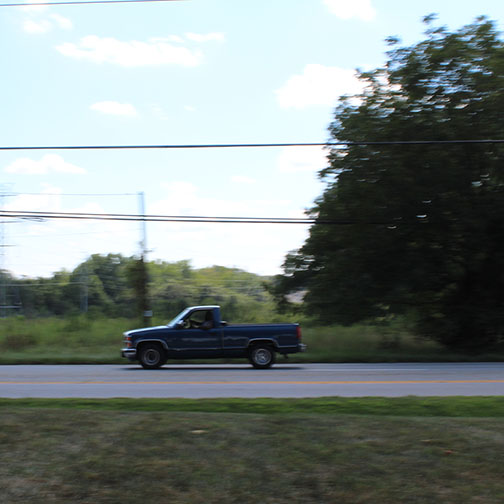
[1,140,504,151]
[4,192,138,197]
[0,209,383,225]
[0,142,325,151]
[0,0,182,7]
[0,209,317,224]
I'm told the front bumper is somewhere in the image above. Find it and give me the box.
[121,348,137,360]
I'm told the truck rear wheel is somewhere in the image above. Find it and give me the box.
[138,343,166,369]
[248,345,276,369]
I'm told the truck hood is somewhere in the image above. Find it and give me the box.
[125,325,170,337]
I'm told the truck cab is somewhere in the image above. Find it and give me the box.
[122,305,305,369]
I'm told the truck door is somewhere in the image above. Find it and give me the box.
[173,309,223,358]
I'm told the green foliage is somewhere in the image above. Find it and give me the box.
[3,314,504,364]
[0,332,37,351]
[71,253,137,317]
[280,17,504,350]
[149,260,277,322]
[125,256,150,324]
[2,255,277,323]
[0,316,129,348]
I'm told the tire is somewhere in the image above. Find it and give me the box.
[248,345,276,369]
[138,343,166,369]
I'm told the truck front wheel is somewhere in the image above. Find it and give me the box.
[138,343,167,369]
[248,345,276,369]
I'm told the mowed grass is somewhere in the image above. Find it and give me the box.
[1,399,504,503]
[0,316,128,364]
[1,315,504,364]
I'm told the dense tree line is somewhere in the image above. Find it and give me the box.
[275,16,504,349]
[0,254,276,322]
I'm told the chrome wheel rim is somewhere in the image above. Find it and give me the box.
[144,349,160,365]
[254,349,271,365]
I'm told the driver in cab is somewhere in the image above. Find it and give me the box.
[183,310,214,330]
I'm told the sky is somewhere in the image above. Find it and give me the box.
[1,0,504,279]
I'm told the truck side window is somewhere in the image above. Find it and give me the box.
[201,310,214,330]
[186,310,213,329]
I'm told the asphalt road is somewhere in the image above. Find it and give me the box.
[1,362,504,398]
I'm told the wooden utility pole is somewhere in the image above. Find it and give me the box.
[138,192,152,326]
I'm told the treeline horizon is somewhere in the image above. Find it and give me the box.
[0,254,280,323]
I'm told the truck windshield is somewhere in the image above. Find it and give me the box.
[166,308,192,328]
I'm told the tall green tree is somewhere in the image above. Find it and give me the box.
[281,16,504,349]
[71,254,135,316]
[125,255,151,324]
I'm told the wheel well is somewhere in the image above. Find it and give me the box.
[137,340,167,355]
[248,340,277,351]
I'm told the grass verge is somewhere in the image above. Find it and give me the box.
[2,316,504,364]
[1,396,504,417]
[1,398,503,503]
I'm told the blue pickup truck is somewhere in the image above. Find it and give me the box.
[121,305,305,369]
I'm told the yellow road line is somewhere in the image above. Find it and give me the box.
[1,379,504,386]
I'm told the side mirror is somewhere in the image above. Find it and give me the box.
[221,320,228,327]
[175,321,184,330]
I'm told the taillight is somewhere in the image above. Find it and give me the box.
[296,325,302,341]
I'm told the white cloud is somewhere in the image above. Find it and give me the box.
[275,63,364,109]
[164,35,185,44]
[4,155,87,175]
[90,101,137,117]
[56,36,204,67]
[323,0,377,21]
[152,182,216,215]
[23,19,51,34]
[185,32,225,43]
[152,181,291,219]
[2,188,62,213]
[277,146,329,174]
[22,12,72,34]
[50,14,73,30]
[231,175,256,184]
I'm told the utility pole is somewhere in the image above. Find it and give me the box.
[138,192,152,325]
[80,261,88,313]
[0,187,10,317]
[139,191,148,259]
